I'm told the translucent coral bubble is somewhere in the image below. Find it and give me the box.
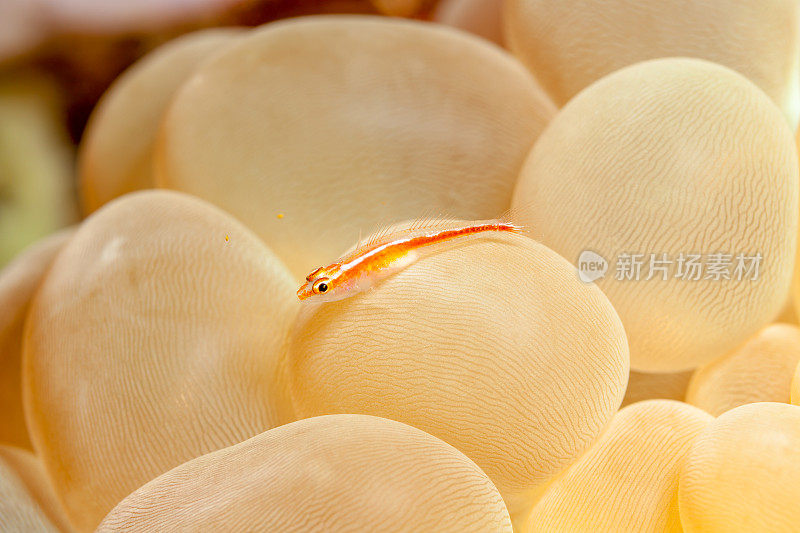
[790,240,800,324]
[0,446,75,532]
[369,0,422,17]
[0,228,73,449]
[23,190,298,531]
[512,58,798,372]
[40,0,248,34]
[286,232,629,514]
[79,28,244,214]
[504,0,800,127]
[156,15,555,278]
[433,0,504,46]
[526,400,711,532]
[97,415,513,532]
[0,0,48,62]
[679,402,800,532]
[791,360,800,405]
[686,323,800,416]
[0,447,72,532]
[621,370,693,407]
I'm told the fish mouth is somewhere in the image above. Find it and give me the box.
[296,285,311,300]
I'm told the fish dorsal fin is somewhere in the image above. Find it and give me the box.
[407,214,463,232]
[362,222,395,249]
[361,213,463,250]
[340,206,534,264]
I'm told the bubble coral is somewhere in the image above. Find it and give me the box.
[97,415,513,532]
[23,190,298,531]
[433,0,504,46]
[525,400,711,532]
[40,0,252,34]
[79,28,244,214]
[621,370,693,407]
[369,0,423,17]
[0,0,47,62]
[512,58,799,372]
[0,228,73,449]
[155,15,555,278]
[0,446,74,532]
[679,402,800,532]
[286,232,629,512]
[504,0,800,127]
[686,323,800,416]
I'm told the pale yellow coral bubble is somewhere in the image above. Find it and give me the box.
[0,228,73,449]
[504,0,800,127]
[686,323,800,416]
[0,446,75,532]
[369,0,423,17]
[791,360,800,404]
[679,402,800,532]
[0,0,48,62]
[78,28,244,214]
[286,232,629,514]
[621,370,693,407]
[526,400,711,533]
[775,298,797,324]
[23,190,298,531]
[97,415,513,532]
[40,0,245,34]
[0,453,59,532]
[156,15,555,278]
[433,0,504,46]
[512,58,798,372]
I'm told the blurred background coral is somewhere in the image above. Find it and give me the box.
[0,0,403,268]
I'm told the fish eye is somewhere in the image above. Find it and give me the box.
[312,278,331,294]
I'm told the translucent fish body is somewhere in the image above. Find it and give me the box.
[296,218,523,302]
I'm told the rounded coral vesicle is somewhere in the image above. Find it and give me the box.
[79,28,244,214]
[504,0,800,127]
[0,229,73,449]
[155,15,556,278]
[526,400,712,532]
[678,402,800,532]
[97,415,513,532]
[286,232,629,512]
[434,0,505,46]
[686,323,800,416]
[22,190,298,531]
[0,446,75,532]
[512,58,799,372]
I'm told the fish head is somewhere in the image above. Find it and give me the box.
[297,264,349,302]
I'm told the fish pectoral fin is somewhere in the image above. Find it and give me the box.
[388,250,419,271]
